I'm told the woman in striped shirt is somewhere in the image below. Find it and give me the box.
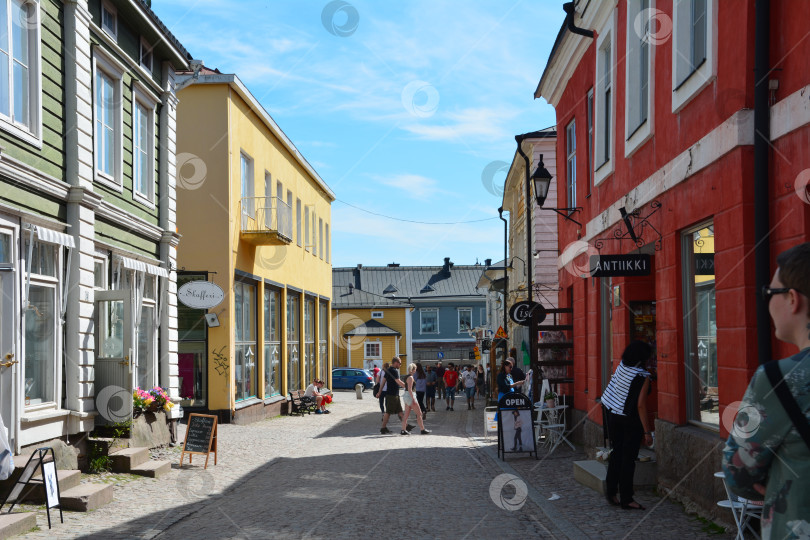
[601,341,653,510]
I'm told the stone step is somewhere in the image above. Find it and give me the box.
[130,460,171,479]
[59,483,114,512]
[574,457,658,495]
[25,469,83,503]
[110,447,150,472]
[0,512,37,537]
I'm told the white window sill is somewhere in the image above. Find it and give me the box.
[133,191,156,209]
[0,119,42,149]
[624,119,653,159]
[95,172,123,192]
[21,408,69,424]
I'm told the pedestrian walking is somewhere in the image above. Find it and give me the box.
[435,361,446,400]
[443,362,459,411]
[723,242,810,539]
[414,363,427,418]
[601,341,653,510]
[476,364,485,398]
[401,363,430,435]
[375,362,388,415]
[376,357,412,434]
[462,365,477,410]
[425,365,438,412]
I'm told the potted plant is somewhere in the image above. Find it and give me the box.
[544,390,557,408]
[133,386,175,417]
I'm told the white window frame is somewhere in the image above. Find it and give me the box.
[100,0,117,39]
[139,37,153,73]
[22,238,61,411]
[672,0,716,113]
[240,151,254,217]
[296,199,302,247]
[131,81,157,206]
[93,47,125,190]
[593,11,615,186]
[420,308,439,334]
[457,308,472,333]
[625,0,654,157]
[0,0,42,147]
[364,341,382,359]
[93,252,108,289]
[304,205,310,252]
[371,311,384,319]
[565,119,576,209]
[325,223,330,263]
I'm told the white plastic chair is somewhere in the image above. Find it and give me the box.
[714,471,762,540]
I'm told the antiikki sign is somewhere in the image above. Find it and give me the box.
[588,254,651,277]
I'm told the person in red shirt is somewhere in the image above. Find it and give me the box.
[443,363,459,411]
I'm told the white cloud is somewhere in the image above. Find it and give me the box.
[373,173,444,200]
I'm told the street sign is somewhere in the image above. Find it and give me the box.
[509,301,546,327]
[495,326,507,339]
[437,352,445,359]
[589,254,651,277]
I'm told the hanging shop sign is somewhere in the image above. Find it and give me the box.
[695,254,715,275]
[178,281,225,309]
[588,254,651,277]
[509,301,547,326]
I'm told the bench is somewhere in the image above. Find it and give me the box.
[288,390,318,416]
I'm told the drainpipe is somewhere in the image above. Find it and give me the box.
[498,207,508,335]
[562,2,595,39]
[515,135,538,402]
[754,0,771,365]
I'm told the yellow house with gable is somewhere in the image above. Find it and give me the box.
[175,68,334,423]
[332,267,413,370]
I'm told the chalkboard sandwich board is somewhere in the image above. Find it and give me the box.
[180,414,218,469]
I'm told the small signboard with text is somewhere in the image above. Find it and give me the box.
[180,414,218,469]
[497,392,537,460]
[589,254,651,277]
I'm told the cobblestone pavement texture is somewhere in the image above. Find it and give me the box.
[12,393,733,539]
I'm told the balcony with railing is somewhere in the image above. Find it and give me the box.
[239,196,293,245]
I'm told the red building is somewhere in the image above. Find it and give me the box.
[536,0,810,515]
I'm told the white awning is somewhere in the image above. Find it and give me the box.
[115,255,168,278]
[32,225,75,248]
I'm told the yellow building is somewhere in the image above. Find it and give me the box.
[175,68,334,423]
[332,268,412,370]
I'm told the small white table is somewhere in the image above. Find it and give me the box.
[534,404,574,454]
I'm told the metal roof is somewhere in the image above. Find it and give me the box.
[334,262,487,301]
[332,280,413,309]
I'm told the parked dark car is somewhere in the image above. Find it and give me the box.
[332,368,374,391]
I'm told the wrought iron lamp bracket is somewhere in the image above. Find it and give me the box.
[594,200,663,252]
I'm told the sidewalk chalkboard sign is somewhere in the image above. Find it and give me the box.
[180,414,218,469]
[0,448,63,528]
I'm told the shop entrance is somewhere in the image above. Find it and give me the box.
[94,290,134,424]
[0,217,18,450]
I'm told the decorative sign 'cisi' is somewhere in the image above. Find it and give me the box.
[509,301,547,327]
[588,254,651,277]
[178,281,225,309]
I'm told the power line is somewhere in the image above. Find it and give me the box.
[334,199,499,225]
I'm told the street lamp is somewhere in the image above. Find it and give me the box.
[531,155,583,227]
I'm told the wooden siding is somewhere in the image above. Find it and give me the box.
[94,218,159,258]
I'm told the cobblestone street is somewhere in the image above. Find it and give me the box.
[13,393,732,539]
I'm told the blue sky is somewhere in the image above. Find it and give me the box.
[152,0,562,267]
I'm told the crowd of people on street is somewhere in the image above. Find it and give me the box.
[371,358,491,434]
